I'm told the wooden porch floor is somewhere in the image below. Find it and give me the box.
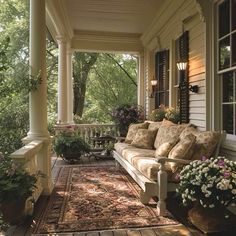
[2,155,235,236]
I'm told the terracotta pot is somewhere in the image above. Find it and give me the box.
[188,203,236,234]
[0,198,26,225]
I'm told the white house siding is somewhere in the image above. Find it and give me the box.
[141,0,206,130]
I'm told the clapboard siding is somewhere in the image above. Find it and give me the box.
[142,0,206,129]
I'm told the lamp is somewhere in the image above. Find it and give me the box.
[150,79,158,98]
[176,61,187,71]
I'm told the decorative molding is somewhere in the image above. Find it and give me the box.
[73,30,142,44]
[46,0,73,43]
[194,0,206,22]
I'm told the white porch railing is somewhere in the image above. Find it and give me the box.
[10,140,44,215]
[55,123,118,144]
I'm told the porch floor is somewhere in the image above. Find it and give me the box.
[2,155,235,236]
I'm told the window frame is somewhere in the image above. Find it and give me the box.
[217,0,236,139]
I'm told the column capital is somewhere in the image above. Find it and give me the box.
[56,36,68,44]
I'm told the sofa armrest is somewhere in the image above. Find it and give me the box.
[156,157,192,165]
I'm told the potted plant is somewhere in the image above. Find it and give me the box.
[53,131,90,163]
[148,105,180,124]
[0,154,37,225]
[177,156,236,233]
[111,104,144,136]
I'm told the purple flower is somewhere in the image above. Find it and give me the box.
[201,156,207,161]
[218,159,225,167]
[224,171,231,178]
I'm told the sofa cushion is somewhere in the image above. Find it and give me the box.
[125,122,149,143]
[114,142,132,156]
[168,133,196,172]
[191,131,221,160]
[148,121,162,132]
[154,123,186,150]
[131,156,172,181]
[122,148,155,164]
[131,129,157,149]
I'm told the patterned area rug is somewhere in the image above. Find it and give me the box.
[33,165,178,234]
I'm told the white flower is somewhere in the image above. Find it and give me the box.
[209,204,214,208]
[232,189,236,194]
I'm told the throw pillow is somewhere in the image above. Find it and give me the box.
[148,121,162,132]
[154,123,187,149]
[125,122,149,144]
[131,129,157,149]
[180,126,198,139]
[155,138,179,157]
[168,133,196,172]
[191,131,221,160]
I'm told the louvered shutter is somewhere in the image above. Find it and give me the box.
[155,50,169,108]
[177,31,189,123]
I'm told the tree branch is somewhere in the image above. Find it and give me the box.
[106,54,137,87]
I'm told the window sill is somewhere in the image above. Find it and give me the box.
[222,139,236,152]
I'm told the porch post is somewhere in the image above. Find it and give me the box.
[138,53,145,108]
[67,48,74,124]
[27,0,52,195]
[57,37,68,124]
[28,0,48,138]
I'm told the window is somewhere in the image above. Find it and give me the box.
[154,50,169,108]
[218,0,236,135]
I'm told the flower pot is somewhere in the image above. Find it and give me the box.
[188,203,236,234]
[0,198,27,225]
[62,153,82,163]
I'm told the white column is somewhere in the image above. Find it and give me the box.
[67,49,74,124]
[57,37,68,124]
[28,0,48,138]
[138,53,145,108]
[28,0,52,195]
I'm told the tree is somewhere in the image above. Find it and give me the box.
[73,52,98,116]
[82,53,138,123]
[0,0,58,154]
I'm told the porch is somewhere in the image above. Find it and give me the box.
[2,0,236,235]
[5,155,204,236]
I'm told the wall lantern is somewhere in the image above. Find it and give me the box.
[150,79,158,98]
[176,61,187,71]
[177,60,198,93]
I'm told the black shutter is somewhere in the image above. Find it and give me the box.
[177,31,189,123]
[155,50,169,108]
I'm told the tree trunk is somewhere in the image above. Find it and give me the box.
[73,53,98,116]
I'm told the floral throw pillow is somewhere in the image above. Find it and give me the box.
[168,133,196,172]
[148,121,162,132]
[155,139,179,157]
[191,131,221,160]
[154,123,186,150]
[131,129,157,149]
[125,122,149,144]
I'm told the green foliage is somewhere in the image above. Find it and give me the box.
[0,0,58,155]
[149,106,180,124]
[0,154,37,203]
[53,131,90,161]
[82,53,138,123]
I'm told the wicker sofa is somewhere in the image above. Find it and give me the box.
[113,120,226,216]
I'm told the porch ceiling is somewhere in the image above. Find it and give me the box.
[46,0,165,53]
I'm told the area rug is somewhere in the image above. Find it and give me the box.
[33,165,178,234]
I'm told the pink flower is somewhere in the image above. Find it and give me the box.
[224,172,231,178]
[218,159,225,167]
[201,156,207,161]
